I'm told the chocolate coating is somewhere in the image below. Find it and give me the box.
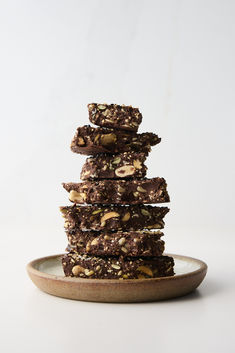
[60,204,169,231]
[62,178,170,205]
[66,230,165,257]
[70,125,160,155]
[62,252,175,279]
[80,152,147,180]
[88,103,142,132]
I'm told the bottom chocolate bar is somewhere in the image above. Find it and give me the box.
[62,252,175,279]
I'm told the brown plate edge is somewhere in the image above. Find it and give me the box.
[27,254,208,302]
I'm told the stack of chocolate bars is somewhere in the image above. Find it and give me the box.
[60,103,174,279]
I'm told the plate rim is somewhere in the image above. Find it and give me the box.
[26,253,208,284]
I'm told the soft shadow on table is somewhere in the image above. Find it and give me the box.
[162,288,202,302]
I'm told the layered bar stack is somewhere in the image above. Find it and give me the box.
[60,103,174,279]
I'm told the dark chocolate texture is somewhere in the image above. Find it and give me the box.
[62,252,175,279]
[80,152,147,180]
[63,178,170,205]
[70,125,160,155]
[88,103,142,132]
[66,230,165,257]
[60,204,169,231]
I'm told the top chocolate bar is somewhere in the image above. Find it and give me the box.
[70,125,160,155]
[88,103,142,132]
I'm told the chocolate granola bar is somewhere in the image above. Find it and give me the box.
[66,230,165,257]
[62,178,170,205]
[62,252,175,279]
[88,103,142,132]
[80,152,147,180]
[60,205,169,231]
[70,125,160,155]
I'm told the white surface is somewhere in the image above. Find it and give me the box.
[2,227,235,353]
[0,0,235,352]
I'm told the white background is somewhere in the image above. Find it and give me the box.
[0,0,234,352]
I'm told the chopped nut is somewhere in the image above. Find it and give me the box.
[118,237,126,245]
[101,211,120,223]
[82,170,91,177]
[98,104,106,110]
[92,209,102,215]
[133,159,142,169]
[77,137,85,146]
[137,274,145,279]
[147,223,161,229]
[118,270,122,276]
[133,191,139,197]
[115,165,135,177]
[111,264,121,270]
[117,185,126,193]
[64,221,69,228]
[141,209,150,216]
[72,265,85,276]
[100,133,117,146]
[137,266,153,277]
[84,269,94,276]
[60,207,67,215]
[112,157,121,165]
[104,235,111,240]
[137,186,146,193]
[122,212,130,222]
[88,104,95,111]
[69,190,86,203]
[102,110,111,117]
[96,265,101,271]
[94,134,100,143]
[91,238,99,246]
[121,247,128,253]
[86,242,91,251]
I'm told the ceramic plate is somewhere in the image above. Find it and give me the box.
[27,254,207,302]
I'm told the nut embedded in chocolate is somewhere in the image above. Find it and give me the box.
[60,204,169,231]
[60,102,174,280]
[88,103,143,132]
[80,152,147,180]
[62,252,175,279]
[62,178,170,205]
[70,125,161,155]
[65,229,165,257]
